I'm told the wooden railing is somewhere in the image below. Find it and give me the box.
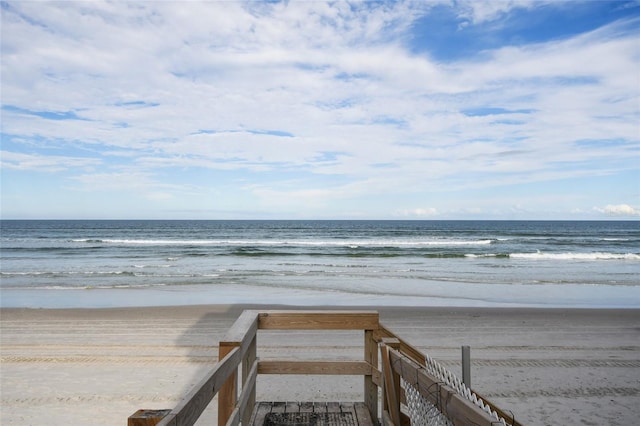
[129,310,520,426]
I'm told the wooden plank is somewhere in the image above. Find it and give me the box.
[220,310,259,358]
[154,414,177,426]
[225,407,240,426]
[380,338,400,415]
[226,359,259,426]
[221,310,260,344]
[219,311,258,426]
[339,402,354,413]
[128,409,171,426]
[299,401,315,413]
[353,402,374,426]
[258,360,372,375]
[217,346,239,426]
[154,347,240,426]
[379,323,521,426]
[238,359,259,417]
[380,345,400,426]
[363,329,378,424]
[242,334,258,426]
[387,348,498,426]
[249,402,272,426]
[285,402,300,413]
[249,402,374,426]
[326,401,340,414]
[258,311,379,330]
[371,366,381,388]
[271,401,287,413]
[314,402,328,413]
[377,323,426,367]
[381,410,394,426]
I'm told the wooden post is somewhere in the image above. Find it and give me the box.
[381,344,401,426]
[241,333,257,426]
[364,328,379,423]
[381,338,401,415]
[462,345,471,388]
[218,344,237,426]
[217,310,258,426]
[128,409,171,426]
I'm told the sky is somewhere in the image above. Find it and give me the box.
[1,0,639,220]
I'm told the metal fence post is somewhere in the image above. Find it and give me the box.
[462,345,471,388]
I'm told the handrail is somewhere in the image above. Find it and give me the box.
[378,322,521,426]
[256,310,379,330]
[225,358,259,426]
[217,310,381,426]
[154,346,241,426]
[220,310,259,348]
[385,345,499,426]
[218,310,259,426]
[129,310,519,426]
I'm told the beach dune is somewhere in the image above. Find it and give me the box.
[1,305,639,425]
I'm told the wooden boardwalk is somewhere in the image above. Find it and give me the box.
[251,402,373,426]
[129,310,521,426]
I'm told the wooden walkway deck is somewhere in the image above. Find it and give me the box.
[129,310,521,426]
[250,402,373,426]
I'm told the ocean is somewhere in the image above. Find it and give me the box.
[1,220,638,308]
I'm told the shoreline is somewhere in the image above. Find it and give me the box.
[2,304,639,425]
[3,283,639,310]
[2,303,640,316]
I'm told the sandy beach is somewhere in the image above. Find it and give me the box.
[1,305,639,425]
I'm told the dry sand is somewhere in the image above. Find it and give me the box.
[1,305,639,425]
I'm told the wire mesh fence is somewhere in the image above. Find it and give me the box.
[402,377,454,426]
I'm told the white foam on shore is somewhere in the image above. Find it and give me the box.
[510,251,640,260]
[72,238,495,247]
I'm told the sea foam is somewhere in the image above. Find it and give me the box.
[509,252,640,260]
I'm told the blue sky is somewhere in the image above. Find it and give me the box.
[1,0,639,219]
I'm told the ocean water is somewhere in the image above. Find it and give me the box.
[1,220,638,308]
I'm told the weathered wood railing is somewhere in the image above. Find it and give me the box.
[129,310,520,426]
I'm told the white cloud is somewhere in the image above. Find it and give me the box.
[456,0,542,24]
[394,208,439,218]
[145,192,174,201]
[0,151,100,172]
[1,1,638,218]
[595,204,640,217]
[69,170,196,201]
